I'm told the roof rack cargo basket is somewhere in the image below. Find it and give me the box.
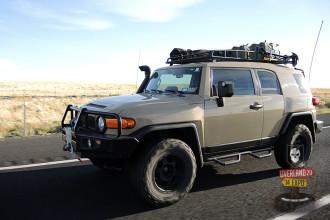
[166,46,299,67]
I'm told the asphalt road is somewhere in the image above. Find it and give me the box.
[0,114,329,220]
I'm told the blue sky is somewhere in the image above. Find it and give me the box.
[0,0,329,88]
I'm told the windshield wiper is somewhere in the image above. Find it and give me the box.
[165,89,185,97]
[151,89,163,94]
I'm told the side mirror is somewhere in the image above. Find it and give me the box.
[218,81,234,97]
[217,81,234,107]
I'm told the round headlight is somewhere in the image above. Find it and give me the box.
[97,116,106,133]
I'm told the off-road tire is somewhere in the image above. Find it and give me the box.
[275,124,312,169]
[89,158,121,173]
[131,138,197,207]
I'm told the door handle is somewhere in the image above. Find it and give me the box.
[250,104,263,110]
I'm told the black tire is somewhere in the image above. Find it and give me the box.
[275,124,312,169]
[131,138,197,207]
[89,158,121,173]
[275,193,314,212]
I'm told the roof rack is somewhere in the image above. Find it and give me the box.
[166,48,299,67]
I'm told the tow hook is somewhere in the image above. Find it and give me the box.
[63,143,83,162]
[63,144,68,151]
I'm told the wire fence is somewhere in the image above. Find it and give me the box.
[0,81,137,138]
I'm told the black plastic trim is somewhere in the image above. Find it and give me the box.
[131,123,204,166]
[136,65,151,94]
[204,139,260,156]
[203,136,278,157]
[73,129,139,159]
[279,111,313,135]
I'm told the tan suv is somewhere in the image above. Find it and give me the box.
[61,46,323,207]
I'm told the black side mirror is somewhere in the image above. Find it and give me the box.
[216,81,234,107]
[218,81,234,97]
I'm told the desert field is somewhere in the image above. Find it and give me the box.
[0,81,329,138]
[0,81,137,138]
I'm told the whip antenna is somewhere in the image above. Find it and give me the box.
[309,20,323,83]
[136,50,141,89]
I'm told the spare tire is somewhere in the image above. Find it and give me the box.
[275,193,314,212]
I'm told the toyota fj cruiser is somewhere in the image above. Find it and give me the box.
[61,42,323,207]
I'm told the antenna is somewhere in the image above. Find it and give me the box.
[136,50,141,89]
[309,20,323,84]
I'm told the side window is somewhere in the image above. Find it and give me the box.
[293,74,309,93]
[212,69,255,96]
[257,71,281,95]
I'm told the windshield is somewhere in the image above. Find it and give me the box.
[145,67,202,94]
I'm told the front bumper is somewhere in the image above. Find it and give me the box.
[61,105,139,164]
[315,120,323,133]
[62,126,138,159]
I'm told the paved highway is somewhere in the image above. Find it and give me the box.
[0,114,329,219]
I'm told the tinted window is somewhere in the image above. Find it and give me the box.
[212,69,255,96]
[257,71,281,95]
[293,74,309,93]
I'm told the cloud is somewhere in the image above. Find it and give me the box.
[15,0,114,30]
[99,0,205,22]
[47,18,114,31]
[14,0,204,31]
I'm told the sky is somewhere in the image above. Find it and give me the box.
[0,0,329,88]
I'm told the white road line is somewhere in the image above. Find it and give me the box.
[270,193,330,220]
[323,126,330,129]
[0,159,89,171]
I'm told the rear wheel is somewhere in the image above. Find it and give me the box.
[275,124,312,169]
[131,138,196,207]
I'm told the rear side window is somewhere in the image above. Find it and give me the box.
[293,74,309,93]
[257,71,281,95]
[212,69,255,96]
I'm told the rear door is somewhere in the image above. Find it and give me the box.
[204,68,263,155]
[256,69,284,145]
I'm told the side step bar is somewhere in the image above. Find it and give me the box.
[204,148,272,166]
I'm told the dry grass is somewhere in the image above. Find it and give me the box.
[0,81,137,138]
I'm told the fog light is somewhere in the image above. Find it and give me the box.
[95,140,101,145]
[88,139,92,148]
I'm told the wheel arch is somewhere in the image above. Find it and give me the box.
[279,111,315,143]
[131,123,204,167]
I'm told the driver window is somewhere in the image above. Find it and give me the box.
[212,69,255,96]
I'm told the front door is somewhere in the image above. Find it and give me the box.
[204,68,263,155]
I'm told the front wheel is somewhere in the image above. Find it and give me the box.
[131,138,197,207]
[274,124,313,169]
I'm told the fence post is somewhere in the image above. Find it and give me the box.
[24,102,28,137]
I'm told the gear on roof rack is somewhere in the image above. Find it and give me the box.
[166,42,299,67]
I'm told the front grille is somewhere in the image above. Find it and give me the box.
[87,114,96,130]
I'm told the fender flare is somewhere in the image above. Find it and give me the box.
[132,123,204,166]
[279,111,315,142]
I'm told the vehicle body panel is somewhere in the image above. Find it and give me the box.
[62,60,320,166]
